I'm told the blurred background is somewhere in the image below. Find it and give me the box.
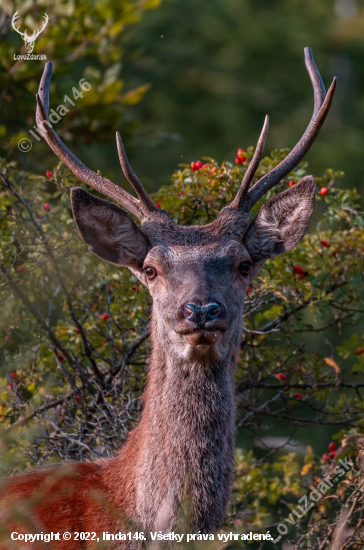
[1,0,364,198]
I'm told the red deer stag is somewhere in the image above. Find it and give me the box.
[0,48,336,548]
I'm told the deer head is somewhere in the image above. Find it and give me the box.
[12,11,48,54]
[36,49,336,362]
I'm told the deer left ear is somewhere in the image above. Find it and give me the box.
[243,176,316,262]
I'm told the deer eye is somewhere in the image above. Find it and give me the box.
[144,266,157,280]
[239,261,251,276]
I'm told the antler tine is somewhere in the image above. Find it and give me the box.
[116,132,158,213]
[12,10,20,24]
[36,62,150,220]
[245,47,336,210]
[12,11,24,35]
[39,13,49,32]
[228,115,269,210]
[305,46,326,116]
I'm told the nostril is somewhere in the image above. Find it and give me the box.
[180,302,223,323]
[206,303,221,320]
[183,302,198,319]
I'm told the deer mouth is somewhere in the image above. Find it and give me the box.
[179,328,225,346]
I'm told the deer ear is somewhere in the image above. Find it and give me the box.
[243,176,316,262]
[71,188,151,271]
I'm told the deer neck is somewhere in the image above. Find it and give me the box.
[131,310,241,533]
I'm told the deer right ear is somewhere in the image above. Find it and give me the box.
[71,188,151,273]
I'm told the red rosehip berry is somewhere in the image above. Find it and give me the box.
[16,265,26,273]
[76,395,82,403]
[179,190,185,196]
[237,149,247,162]
[329,442,336,453]
[58,354,65,362]
[210,166,217,175]
[246,286,251,295]
[293,265,306,279]
[7,384,12,390]
[4,335,10,342]
[99,313,110,321]
[276,373,287,381]
[202,163,210,169]
[329,451,336,459]
[235,156,244,165]
[191,161,202,171]
[321,240,330,248]
[155,201,161,208]
[319,187,328,196]
[132,286,138,292]
[75,328,81,334]
[322,453,329,463]
[43,203,50,212]
[10,372,17,379]
[45,171,54,179]
[293,393,303,399]
[293,265,305,275]
[355,348,364,356]
[289,181,295,187]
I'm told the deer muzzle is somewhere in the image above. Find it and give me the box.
[174,301,228,346]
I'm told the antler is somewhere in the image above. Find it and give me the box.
[116,133,158,213]
[229,115,269,209]
[11,11,26,39]
[228,47,336,212]
[36,62,158,220]
[29,14,49,41]
[37,13,49,37]
[11,11,48,40]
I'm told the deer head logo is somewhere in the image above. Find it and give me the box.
[11,11,48,54]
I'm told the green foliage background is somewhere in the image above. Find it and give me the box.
[1,0,364,547]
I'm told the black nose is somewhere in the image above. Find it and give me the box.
[182,302,222,323]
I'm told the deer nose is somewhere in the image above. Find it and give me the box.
[182,302,222,322]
